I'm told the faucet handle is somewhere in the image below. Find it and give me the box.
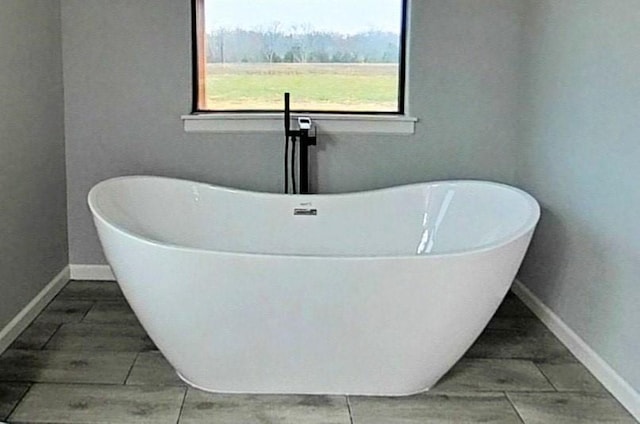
[298,117,312,130]
[298,117,316,146]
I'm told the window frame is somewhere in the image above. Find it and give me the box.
[190,0,409,115]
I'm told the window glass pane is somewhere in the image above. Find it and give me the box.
[201,0,404,112]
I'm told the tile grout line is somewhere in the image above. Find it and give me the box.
[123,351,141,385]
[17,281,71,351]
[40,323,63,351]
[3,383,32,422]
[78,299,98,322]
[504,391,527,424]
[0,378,86,386]
[0,379,184,388]
[346,395,354,424]
[532,362,560,392]
[176,387,189,424]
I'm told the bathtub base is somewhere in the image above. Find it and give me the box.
[176,371,433,397]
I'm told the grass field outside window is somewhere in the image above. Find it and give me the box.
[204,63,400,112]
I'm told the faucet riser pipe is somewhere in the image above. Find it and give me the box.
[299,132,310,194]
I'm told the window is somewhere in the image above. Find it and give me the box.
[192,0,408,114]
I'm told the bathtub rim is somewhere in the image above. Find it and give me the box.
[88,175,540,260]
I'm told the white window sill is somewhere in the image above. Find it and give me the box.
[182,113,417,135]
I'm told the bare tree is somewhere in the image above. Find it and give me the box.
[260,22,282,63]
[289,23,315,62]
[206,29,227,63]
[217,29,226,64]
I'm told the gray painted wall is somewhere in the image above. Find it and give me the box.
[61,0,525,264]
[0,1,68,328]
[517,0,640,392]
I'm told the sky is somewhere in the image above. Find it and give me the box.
[205,0,403,35]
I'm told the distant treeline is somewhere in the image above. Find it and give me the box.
[206,26,400,64]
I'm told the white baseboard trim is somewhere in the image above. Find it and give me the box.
[69,264,115,281]
[0,265,70,355]
[512,279,640,421]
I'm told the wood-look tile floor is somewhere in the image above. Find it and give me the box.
[0,280,635,423]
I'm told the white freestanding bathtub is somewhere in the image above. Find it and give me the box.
[88,176,539,396]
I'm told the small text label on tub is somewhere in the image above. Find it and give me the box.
[294,208,318,216]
